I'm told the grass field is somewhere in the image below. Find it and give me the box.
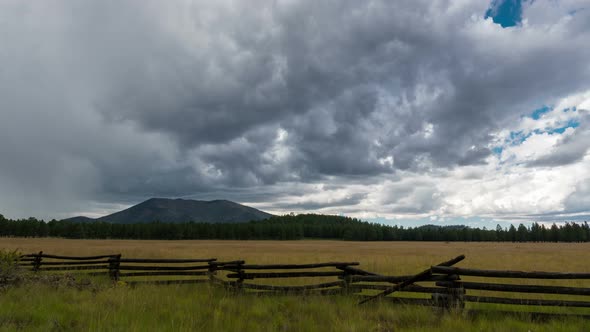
[2,238,590,331]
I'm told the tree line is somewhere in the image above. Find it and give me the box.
[1,213,589,242]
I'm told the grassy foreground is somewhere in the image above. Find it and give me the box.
[2,239,590,331]
[3,283,589,332]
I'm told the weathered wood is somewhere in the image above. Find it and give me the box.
[209,260,246,271]
[109,254,121,281]
[230,281,345,291]
[337,266,379,276]
[18,258,36,262]
[437,281,590,296]
[356,295,434,306]
[234,261,245,291]
[118,265,210,271]
[23,253,118,260]
[432,293,450,310]
[432,266,590,279]
[341,271,353,294]
[358,255,465,305]
[126,279,210,286]
[20,260,111,266]
[210,260,245,265]
[38,265,110,271]
[240,262,359,270]
[33,251,43,272]
[464,295,590,308]
[227,271,345,279]
[118,271,210,277]
[208,261,216,281]
[349,274,459,283]
[119,258,216,263]
[352,284,459,294]
[250,288,353,296]
[432,286,465,311]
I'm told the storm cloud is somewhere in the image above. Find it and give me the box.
[1,0,589,223]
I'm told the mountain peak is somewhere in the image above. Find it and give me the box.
[94,198,272,224]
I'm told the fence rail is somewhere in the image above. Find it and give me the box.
[431,266,590,279]
[13,252,590,316]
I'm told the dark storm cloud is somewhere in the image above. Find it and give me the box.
[375,179,443,214]
[62,0,590,177]
[1,0,589,219]
[270,193,368,211]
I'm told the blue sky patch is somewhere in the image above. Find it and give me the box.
[530,106,551,120]
[492,146,503,155]
[485,0,525,27]
[496,106,581,155]
[509,130,531,145]
[547,119,580,134]
[528,107,580,134]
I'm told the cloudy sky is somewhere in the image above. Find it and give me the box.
[1,0,589,227]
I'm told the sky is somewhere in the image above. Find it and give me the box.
[1,0,589,227]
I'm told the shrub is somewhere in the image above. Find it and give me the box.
[0,249,22,289]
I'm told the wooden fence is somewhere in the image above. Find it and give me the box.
[432,265,590,309]
[16,252,590,316]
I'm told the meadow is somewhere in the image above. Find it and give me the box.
[2,238,590,331]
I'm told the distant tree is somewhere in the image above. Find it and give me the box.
[517,224,528,242]
[550,223,559,242]
[495,224,503,241]
[508,225,517,242]
[540,224,548,242]
[530,222,541,242]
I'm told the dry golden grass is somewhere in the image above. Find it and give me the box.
[4,238,590,274]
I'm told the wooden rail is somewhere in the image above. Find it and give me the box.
[21,253,118,260]
[358,255,465,304]
[431,266,590,279]
[436,281,590,296]
[240,262,359,269]
[14,252,590,317]
[432,265,590,313]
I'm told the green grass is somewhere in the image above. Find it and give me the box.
[0,282,589,332]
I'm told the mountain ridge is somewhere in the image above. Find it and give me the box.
[63,198,273,224]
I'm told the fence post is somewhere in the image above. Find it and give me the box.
[432,275,464,313]
[32,251,43,272]
[341,266,352,294]
[448,277,465,312]
[108,254,121,281]
[235,261,245,292]
[208,261,217,284]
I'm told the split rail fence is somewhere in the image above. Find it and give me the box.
[16,252,590,316]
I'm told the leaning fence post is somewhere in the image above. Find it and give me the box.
[32,251,43,272]
[108,254,121,281]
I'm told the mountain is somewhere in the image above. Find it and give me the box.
[89,198,273,224]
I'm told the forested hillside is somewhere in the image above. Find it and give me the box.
[1,213,589,242]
